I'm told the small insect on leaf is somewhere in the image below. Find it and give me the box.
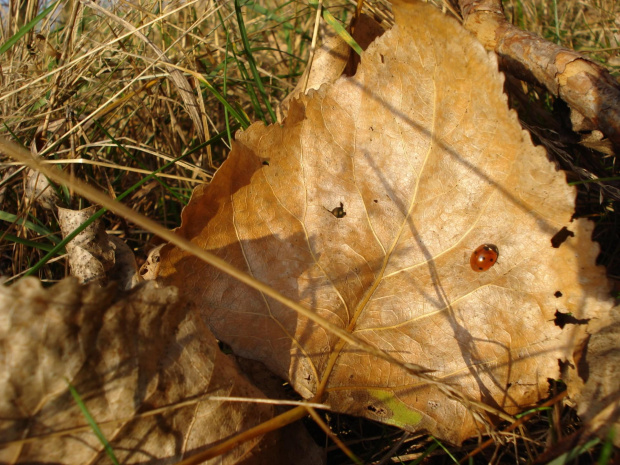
[330,202,346,218]
[470,244,499,272]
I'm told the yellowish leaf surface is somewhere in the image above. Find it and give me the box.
[158,0,612,443]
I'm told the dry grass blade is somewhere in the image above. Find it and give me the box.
[80,0,206,142]
[458,391,568,463]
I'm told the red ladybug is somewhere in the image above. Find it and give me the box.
[470,244,499,272]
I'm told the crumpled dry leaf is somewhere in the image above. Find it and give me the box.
[0,278,323,464]
[139,243,164,281]
[565,303,620,446]
[25,169,59,210]
[58,206,115,284]
[109,236,142,290]
[58,206,140,288]
[158,0,614,444]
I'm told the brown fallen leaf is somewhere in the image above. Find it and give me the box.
[158,0,614,445]
[58,206,141,289]
[0,278,323,463]
[25,169,59,210]
[565,303,620,446]
[58,206,117,284]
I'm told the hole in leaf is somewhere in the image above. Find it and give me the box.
[551,227,574,248]
[262,160,270,166]
[558,359,575,378]
[554,291,562,298]
[367,404,386,415]
[554,309,590,329]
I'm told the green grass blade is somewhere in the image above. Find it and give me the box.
[2,233,61,253]
[93,120,183,203]
[322,9,362,55]
[569,176,620,185]
[201,77,250,129]
[3,122,25,143]
[515,406,552,418]
[409,441,439,465]
[306,0,362,56]
[547,438,600,465]
[248,2,310,37]
[234,0,277,123]
[236,53,266,121]
[216,7,264,122]
[23,208,107,278]
[0,210,62,244]
[431,436,458,463]
[66,381,120,465]
[0,0,61,55]
[223,26,234,145]
[598,428,615,465]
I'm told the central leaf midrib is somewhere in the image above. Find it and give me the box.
[315,69,440,395]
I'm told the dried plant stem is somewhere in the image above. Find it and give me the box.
[306,407,362,464]
[459,0,620,146]
[458,390,568,463]
[41,0,81,136]
[303,0,324,93]
[175,406,308,465]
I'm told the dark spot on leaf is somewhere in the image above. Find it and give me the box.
[367,404,386,415]
[554,291,562,298]
[551,227,574,248]
[373,199,378,203]
[554,309,590,329]
[380,54,385,64]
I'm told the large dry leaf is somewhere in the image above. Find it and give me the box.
[158,0,613,444]
[0,278,323,463]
